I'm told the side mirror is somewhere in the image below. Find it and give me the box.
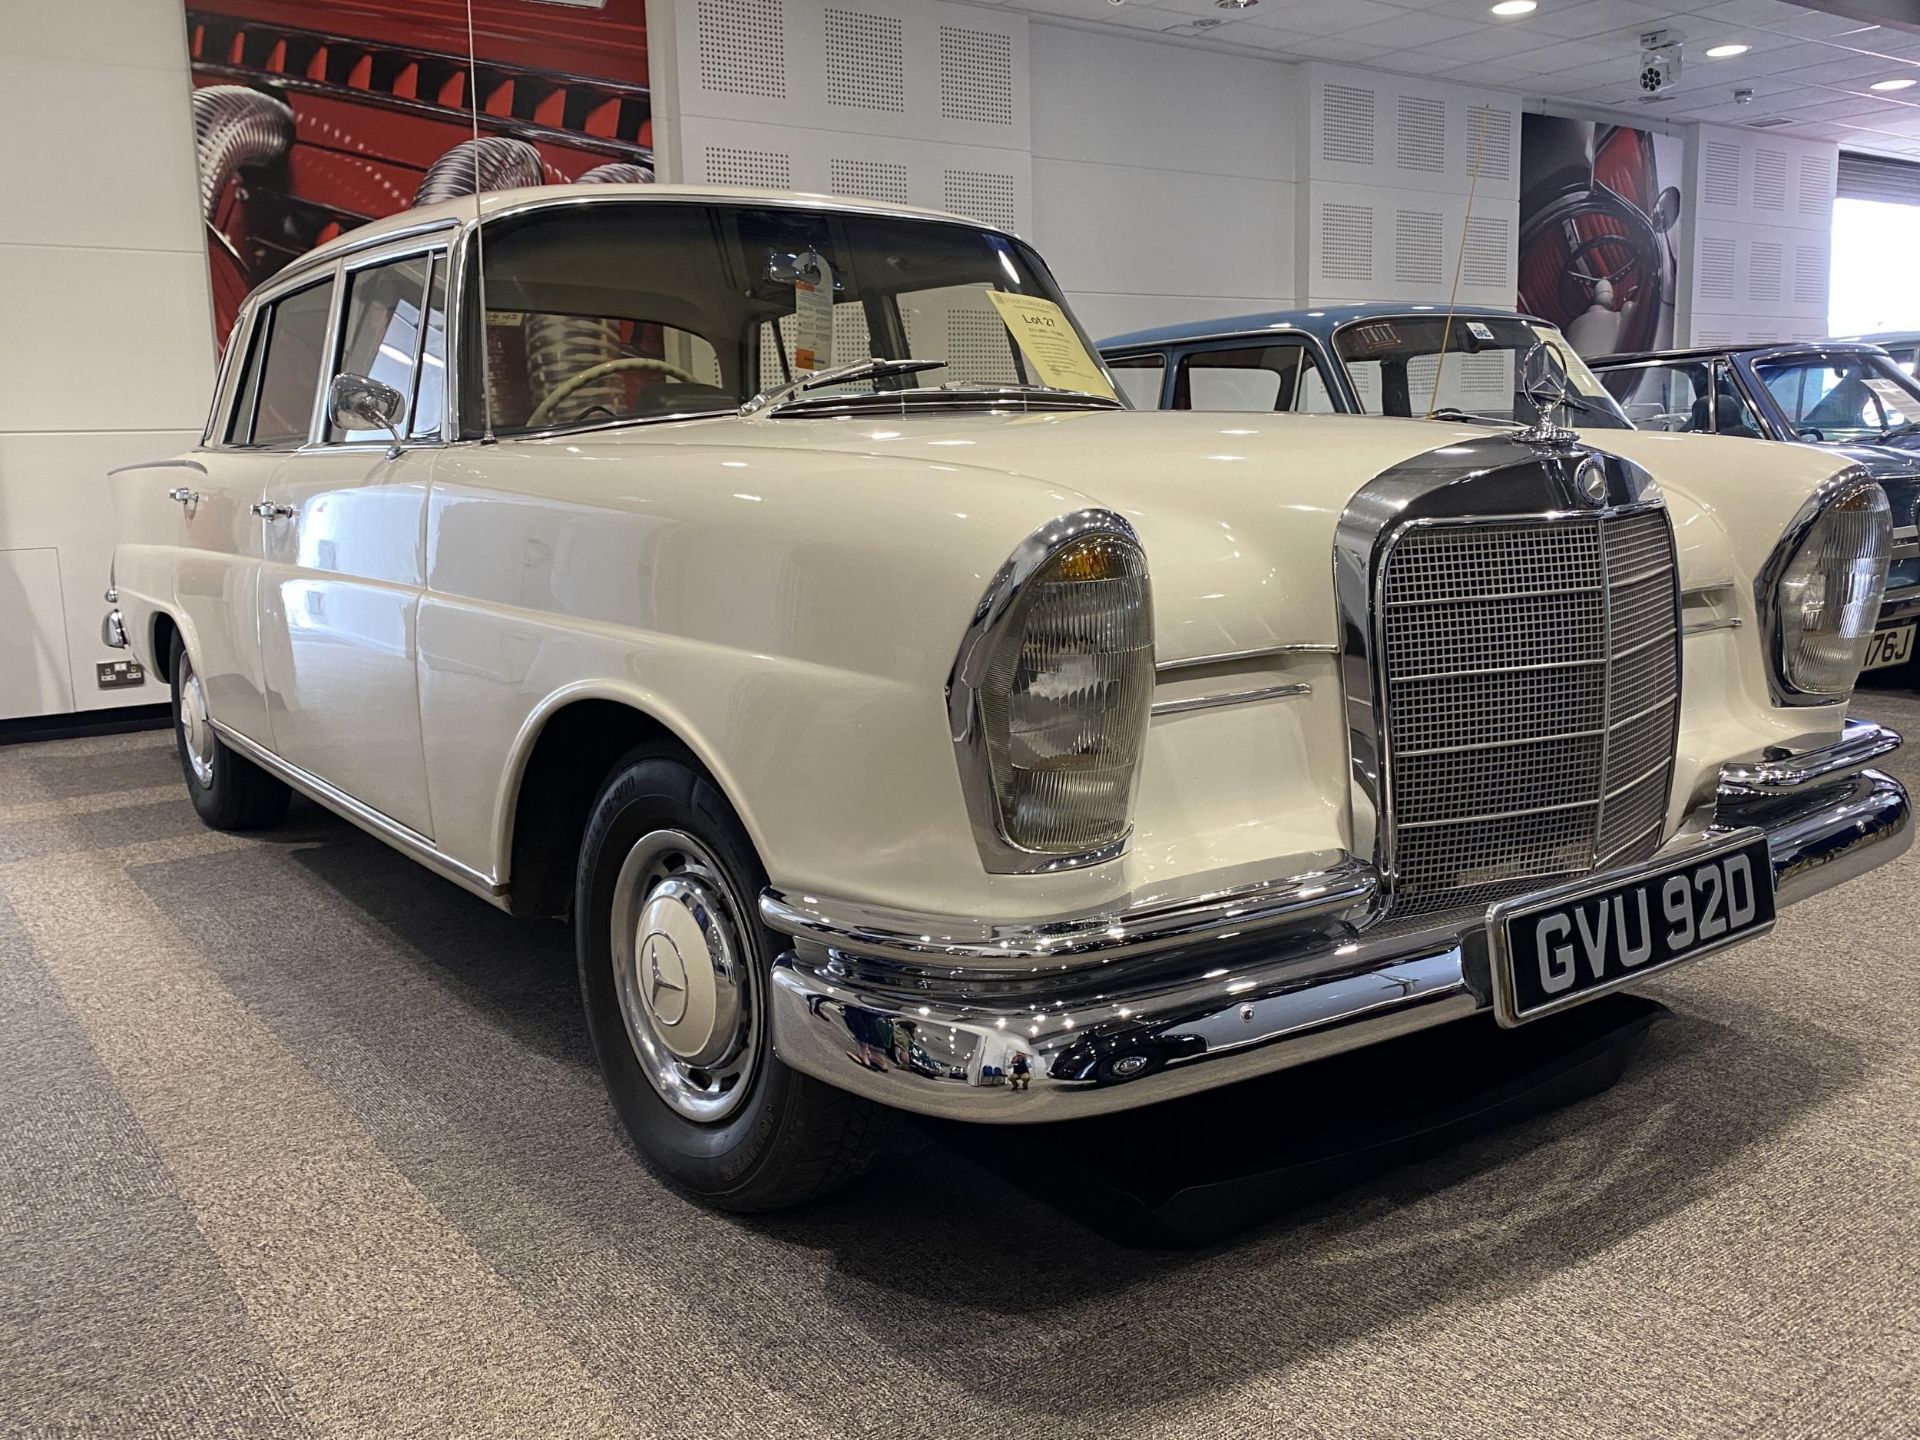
[328,372,406,457]
[1652,187,1682,235]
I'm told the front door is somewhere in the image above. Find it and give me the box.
[177,274,338,742]
[258,246,448,838]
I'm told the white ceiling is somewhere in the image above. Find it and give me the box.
[970,0,1920,158]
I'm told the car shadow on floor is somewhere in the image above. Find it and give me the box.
[249,803,1865,1418]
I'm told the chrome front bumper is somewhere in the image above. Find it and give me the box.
[763,720,1910,1122]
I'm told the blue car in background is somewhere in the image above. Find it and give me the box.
[1097,302,1633,430]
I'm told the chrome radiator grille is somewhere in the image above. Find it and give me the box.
[1378,507,1680,917]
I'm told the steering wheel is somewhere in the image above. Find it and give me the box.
[527,356,704,427]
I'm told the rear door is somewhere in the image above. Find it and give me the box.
[257,243,448,836]
[176,273,337,743]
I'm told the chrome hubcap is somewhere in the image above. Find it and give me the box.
[610,829,758,1123]
[178,662,216,788]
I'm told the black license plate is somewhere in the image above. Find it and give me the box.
[1489,831,1776,1026]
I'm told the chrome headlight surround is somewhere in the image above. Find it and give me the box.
[947,510,1155,874]
[1756,471,1892,707]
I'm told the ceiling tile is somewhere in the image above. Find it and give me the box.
[1275,32,1400,61]
[1328,11,1485,47]
[1246,0,1408,33]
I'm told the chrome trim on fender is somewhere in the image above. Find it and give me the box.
[1154,642,1338,674]
[1151,682,1311,716]
[208,720,508,908]
[101,609,128,649]
[1716,718,1899,793]
[944,508,1151,875]
[767,735,1909,1122]
[1682,616,1743,636]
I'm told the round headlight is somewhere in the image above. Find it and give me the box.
[950,512,1154,870]
[1770,478,1890,699]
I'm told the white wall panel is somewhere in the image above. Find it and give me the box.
[1680,124,1836,346]
[1297,65,1520,308]
[1028,25,1292,184]
[0,5,209,716]
[669,0,1030,148]
[1031,160,1291,307]
[0,58,203,252]
[0,247,217,434]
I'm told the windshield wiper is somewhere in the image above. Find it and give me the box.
[740,357,945,416]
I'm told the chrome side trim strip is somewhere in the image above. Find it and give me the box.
[1150,682,1311,716]
[209,721,507,907]
[1154,642,1337,673]
[1683,616,1743,636]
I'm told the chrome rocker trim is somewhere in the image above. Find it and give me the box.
[764,722,1909,1123]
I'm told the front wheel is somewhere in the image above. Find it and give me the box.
[575,746,882,1210]
[169,631,290,831]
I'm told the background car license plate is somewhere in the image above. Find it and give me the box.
[1864,623,1916,671]
[1489,832,1776,1026]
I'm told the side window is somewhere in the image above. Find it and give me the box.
[330,254,433,442]
[1175,343,1332,413]
[411,257,449,439]
[1711,362,1761,437]
[1297,361,1338,413]
[222,310,270,445]
[1106,354,1166,409]
[1603,364,1705,432]
[248,279,336,447]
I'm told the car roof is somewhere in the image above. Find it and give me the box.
[1592,340,1893,366]
[275,183,1007,280]
[1098,302,1543,350]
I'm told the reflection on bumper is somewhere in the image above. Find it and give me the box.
[101,609,127,649]
[765,723,1910,1123]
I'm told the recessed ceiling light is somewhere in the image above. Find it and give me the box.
[1872,77,1917,91]
[1705,43,1749,58]
[1490,0,1536,14]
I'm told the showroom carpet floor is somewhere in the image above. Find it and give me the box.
[2,698,1916,1440]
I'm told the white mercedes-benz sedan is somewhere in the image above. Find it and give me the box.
[104,185,1910,1209]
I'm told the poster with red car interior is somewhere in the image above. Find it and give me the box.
[1518,114,1683,360]
[183,0,651,347]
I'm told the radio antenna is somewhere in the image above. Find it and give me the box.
[465,0,496,442]
[1427,111,1489,420]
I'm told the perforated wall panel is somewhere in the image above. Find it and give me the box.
[696,0,787,100]
[1321,202,1374,283]
[1686,126,1835,347]
[667,0,1031,233]
[824,8,904,113]
[1394,209,1444,288]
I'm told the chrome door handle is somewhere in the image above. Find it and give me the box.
[167,486,202,505]
[250,502,296,521]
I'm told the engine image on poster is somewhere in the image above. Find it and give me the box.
[183,0,652,347]
[1518,114,1683,361]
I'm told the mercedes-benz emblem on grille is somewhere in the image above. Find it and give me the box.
[1576,459,1609,506]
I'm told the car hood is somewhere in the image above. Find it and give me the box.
[571,409,1852,664]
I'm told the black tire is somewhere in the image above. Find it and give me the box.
[168,630,291,831]
[575,743,882,1210]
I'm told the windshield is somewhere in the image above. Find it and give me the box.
[1750,352,1920,444]
[1332,314,1631,429]
[459,201,1114,433]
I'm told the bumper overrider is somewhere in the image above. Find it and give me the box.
[761,720,1910,1122]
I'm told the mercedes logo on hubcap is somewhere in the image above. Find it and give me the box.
[641,933,689,1027]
